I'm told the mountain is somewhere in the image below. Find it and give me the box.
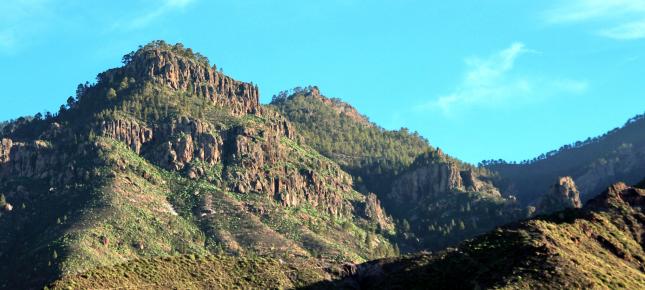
[311,179,645,289]
[271,88,530,252]
[270,86,431,195]
[484,114,645,204]
[0,41,396,289]
[3,40,645,289]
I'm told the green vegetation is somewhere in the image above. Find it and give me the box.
[0,43,395,289]
[397,189,526,251]
[270,87,431,194]
[50,253,328,289]
[4,40,643,290]
[310,183,645,289]
[272,88,522,252]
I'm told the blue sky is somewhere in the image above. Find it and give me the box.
[2,0,645,164]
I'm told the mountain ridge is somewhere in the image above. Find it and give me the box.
[0,41,397,289]
[2,41,645,289]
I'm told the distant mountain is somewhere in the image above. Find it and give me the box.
[484,114,645,205]
[311,179,645,289]
[0,41,396,289]
[271,88,530,251]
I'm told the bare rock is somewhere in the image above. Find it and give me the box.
[389,161,464,204]
[114,47,260,116]
[0,138,12,163]
[100,119,153,154]
[538,176,582,214]
[364,193,394,231]
[587,181,645,209]
[461,169,502,197]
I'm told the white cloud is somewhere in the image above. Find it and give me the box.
[545,0,645,40]
[420,42,588,115]
[599,19,645,39]
[127,0,196,29]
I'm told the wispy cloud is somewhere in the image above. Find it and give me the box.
[420,42,588,115]
[545,0,645,40]
[123,0,196,30]
[0,0,53,54]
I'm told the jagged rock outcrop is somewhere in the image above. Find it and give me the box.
[0,138,11,163]
[95,108,350,216]
[363,193,394,231]
[103,47,260,116]
[100,119,153,154]
[388,161,464,204]
[0,138,84,185]
[153,117,223,171]
[460,169,501,197]
[587,181,645,210]
[537,176,582,214]
[225,123,353,216]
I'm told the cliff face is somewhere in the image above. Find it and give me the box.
[102,46,260,116]
[96,111,351,216]
[460,169,502,196]
[537,176,582,214]
[388,157,503,204]
[0,138,86,184]
[363,192,394,232]
[388,161,464,204]
[0,138,11,163]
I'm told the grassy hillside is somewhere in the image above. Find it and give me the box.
[50,254,329,289]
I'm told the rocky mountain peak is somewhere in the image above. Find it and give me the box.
[102,41,260,116]
[537,176,582,214]
[277,86,372,126]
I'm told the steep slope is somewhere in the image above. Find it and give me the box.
[484,114,645,204]
[50,254,330,289]
[0,41,395,289]
[272,88,529,251]
[311,180,645,289]
[388,151,528,251]
[270,86,430,194]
